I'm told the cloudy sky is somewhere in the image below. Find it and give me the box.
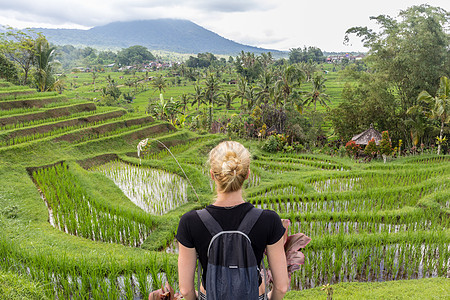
[0,0,449,52]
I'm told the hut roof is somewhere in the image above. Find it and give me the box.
[351,124,382,145]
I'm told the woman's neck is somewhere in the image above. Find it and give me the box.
[213,189,245,207]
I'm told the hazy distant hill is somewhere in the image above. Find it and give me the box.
[31,19,281,55]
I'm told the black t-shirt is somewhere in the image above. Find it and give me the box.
[176,202,285,288]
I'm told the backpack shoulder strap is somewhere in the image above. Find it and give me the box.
[237,207,263,235]
[196,208,223,236]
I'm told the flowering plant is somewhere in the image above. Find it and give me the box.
[345,140,360,158]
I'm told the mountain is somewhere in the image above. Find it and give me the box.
[32,19,281,55]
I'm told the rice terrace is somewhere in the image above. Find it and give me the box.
[1,3,450,300]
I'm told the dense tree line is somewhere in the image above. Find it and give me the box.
[332,4,450,150]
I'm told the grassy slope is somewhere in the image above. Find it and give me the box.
[0,269,48,300]
[1,77,449,298]
[285,278,450,299]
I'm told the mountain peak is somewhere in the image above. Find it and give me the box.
[32,19,280,55]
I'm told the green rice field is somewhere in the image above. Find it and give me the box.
[0,79,448,299]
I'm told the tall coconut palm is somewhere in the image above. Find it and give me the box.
[417,76,450,154]
[234,75,249,109]
[221,91,234,110]
[254,70,275,106]
[179,93,190,113]
[151,74,167,94]
[190,84,205,111]
[204,73,221,128]
[274,65,305,108]
[302,74,330,111]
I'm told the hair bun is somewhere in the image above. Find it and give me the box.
[222,151,239,175]
[208,141,251,193]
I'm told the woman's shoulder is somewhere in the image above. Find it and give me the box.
[179,209,200,223]
[260,208,282,221]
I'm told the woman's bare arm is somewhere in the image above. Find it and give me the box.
[178,243,198,300]
[266,238,290,300]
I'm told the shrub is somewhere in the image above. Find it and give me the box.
[379,131,393,162]
[364,138,379,159]
[262,135,280,153]
[345,140,360,158]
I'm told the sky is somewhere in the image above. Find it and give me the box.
[0,0,449,52]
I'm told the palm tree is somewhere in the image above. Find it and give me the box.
[221,91,234,110]
[151,74,167,94]
[244,84,257,110]
[302,74,330,111]
[34,37,57,92]
[254,71,275,106]
[417,76,450,155]
[274,65,305,108]
[204,73,221,128]
[299,62,318,82]
[190,85,205,111]
[234,75,248,109]
[91,71,98,91]
[179,93,190,113]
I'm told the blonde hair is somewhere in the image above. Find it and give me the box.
[208,141,250,193]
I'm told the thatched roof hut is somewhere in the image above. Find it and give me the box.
[351,124,382,145]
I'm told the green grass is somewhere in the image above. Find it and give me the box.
[0,269,48,300]
[0,77,449,298]
[285,278,450,299]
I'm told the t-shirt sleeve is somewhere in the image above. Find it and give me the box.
[175,211,196,248]
[266,210,286,245]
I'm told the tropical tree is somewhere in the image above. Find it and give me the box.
[117,45,155,66]
[274,65,305,108]
[34,37,57,92]
[151,74,167,94]
[234,75,249,109]
[190,85,205,111]
[344,5,450,113]
[234,51,262,82]
[148,94,181,122]
[203,73,221,128]
[0,53,19,83]
[179,93,190,113]
[0,26,39,85]
[302,74,330,111]
[100,75,122,105]
[417,76,450,155]
[221,91,234,110]
[405,106,433,146]
[298,62,318,82]
[254,71,275,106]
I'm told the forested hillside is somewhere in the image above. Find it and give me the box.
[32,19,281,55]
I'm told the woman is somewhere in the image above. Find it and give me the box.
[176,141,290,300]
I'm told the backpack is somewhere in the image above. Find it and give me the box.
[196,207,265,300]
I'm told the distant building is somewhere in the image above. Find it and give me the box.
[351,124,382,145]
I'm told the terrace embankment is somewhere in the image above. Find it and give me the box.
[77,153,120,169]
[54,116,155,143]
[0,95,67,110]
[1,110,127,141]
[0,89,35,99]
[0,103,96,126]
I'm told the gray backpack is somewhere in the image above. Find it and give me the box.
[196,207,265,300]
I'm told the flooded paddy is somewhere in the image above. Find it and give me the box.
[94,161,188,215]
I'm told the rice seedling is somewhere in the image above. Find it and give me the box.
[93,160,188,215]
[32,163,154,247]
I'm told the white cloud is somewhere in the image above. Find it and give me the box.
[0,0,449,51]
